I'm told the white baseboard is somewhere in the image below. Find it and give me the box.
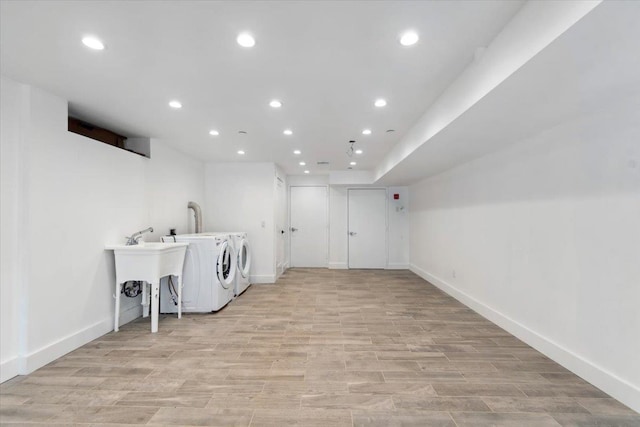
[409,263,640,414]
[386,263,409,270]
[1,304,141,382]
[328,262,348,269]
[250,274,276,284]
[0,357,20,383]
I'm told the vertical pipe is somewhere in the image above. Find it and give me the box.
[188,201,202,233]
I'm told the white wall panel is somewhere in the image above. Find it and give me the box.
[0,77,25,381]
[204,162,277,283]
[388,186,409,268]
[409,106,640,411]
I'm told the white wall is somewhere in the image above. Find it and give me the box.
[145,139,204,239]
[204,162,278,283]
[388,186,409,268]
[0,77,26,381]
[0,76,205,382]
[409,106,640,411]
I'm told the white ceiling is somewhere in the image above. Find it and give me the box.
[0,0,523,175]
[377,0,640,185]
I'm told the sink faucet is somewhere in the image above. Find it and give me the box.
[126,227,154,245]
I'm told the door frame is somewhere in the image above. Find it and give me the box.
[288,185,329,268]
[347,187,389,269]
[274,174,287,279]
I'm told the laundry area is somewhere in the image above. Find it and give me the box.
[1,0,639,424]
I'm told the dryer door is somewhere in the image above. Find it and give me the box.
[216,240,236,289]
[237,238,251,279]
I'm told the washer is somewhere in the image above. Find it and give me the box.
[209,232,251,296]
[160,233,235,313]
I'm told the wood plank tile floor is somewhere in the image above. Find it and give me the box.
[1,268,638,426]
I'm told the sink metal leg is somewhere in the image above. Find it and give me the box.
[114,282,122,332]
[151,281,159,333]
[177,275,182,319]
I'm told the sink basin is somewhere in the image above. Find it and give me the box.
[106,242,188,333]
[105,242,188,284]
[105,242,187,251]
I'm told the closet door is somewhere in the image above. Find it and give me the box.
[290,186,328,267]
[348,189,387,269]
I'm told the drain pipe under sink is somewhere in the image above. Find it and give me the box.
[188,201,203,233]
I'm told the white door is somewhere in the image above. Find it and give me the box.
[348,189,387,269]
[290,186,328,267]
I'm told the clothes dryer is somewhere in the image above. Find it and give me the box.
[230,232,251,296]
[209,232,251,296]
[160,233,235,313]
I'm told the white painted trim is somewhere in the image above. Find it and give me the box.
[386,263,409,270]
[0,357,20,383]
[328,262,348,270]
[250,274,276,284]
[5,305,141,379]
[409,263,640,414]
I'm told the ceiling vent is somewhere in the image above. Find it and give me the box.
[317,161,330,165]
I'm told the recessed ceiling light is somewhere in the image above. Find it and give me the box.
[169,100,182,109]
[362,129,372,135]
[355,149,363,154]
[209,130,219,136]
[400,31,419,46]
[304,170,310,174]
[283,129,293,135]
[269,100,282,108]
[299,161,306,166]
[237,150,245,155]
[237,33,255,48]
[350,161,357,166]
[293,150,301,155]
[82,36,105,50]
[374,99,387,107]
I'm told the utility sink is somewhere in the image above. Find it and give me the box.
[106,242,188,283]
[106,242,188,333]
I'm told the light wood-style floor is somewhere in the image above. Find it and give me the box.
[1,269,638,426]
